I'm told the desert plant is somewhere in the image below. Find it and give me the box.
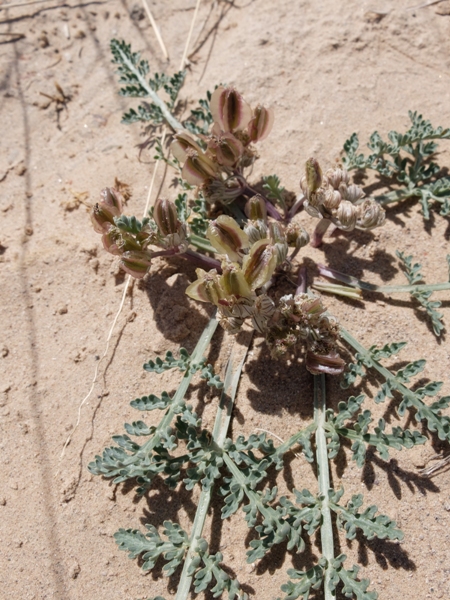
[88,40,450,600]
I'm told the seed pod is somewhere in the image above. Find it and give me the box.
[120,251,152,279]
[340,183,365,203]
[206,215,250,261]
[285,222,310,249]
[209,131,244,167]
[244,220,268,245]
[245,194,267,222]
[101,229,122,256]
[251,294,275,333]
[356,199,386,229]
[247,105,275,142]
[220,261,253,299]
[185,268,223,305]
[100,187,124,215]
[305,158,323,194]
[326,167,349,190]
[153,198,179,236]
[182,149,219,186]
[242,239,278,290]
[91,188,124,233]
[322,189,342,212]
[171,132,204,163]
[334,200,358,231]
[210,86,253,132]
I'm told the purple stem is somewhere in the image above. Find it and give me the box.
[184,248,222,272]
[296,266,307,295]
[287,194,305,220]
[311,218,332,248]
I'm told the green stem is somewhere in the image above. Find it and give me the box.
[316,264,450,294]
[175,335,253,600]
[314,374,336,600]
[340,326,450,440]
[123,315,219,468]
[116,44,185,132]
[189,233,217,254]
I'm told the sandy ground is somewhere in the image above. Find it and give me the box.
[1,0,450,598]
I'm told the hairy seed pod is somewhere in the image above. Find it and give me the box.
[326,167,349,190]
[340,183,365,203]
[285,222,310,249]
[356,199,386,229]
[322,189,342,212]
[334,200,358,231]
[305,158,323,194]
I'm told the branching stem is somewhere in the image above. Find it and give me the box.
[314,374,336,600]
[115,42,185,132]
[175,339,252,600]
[316,264,450,294]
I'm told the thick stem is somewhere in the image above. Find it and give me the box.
[175,334,253,600]
[311,218,332,247]
[122,315,219,468]
[184,248,222,271]
[316,263,450,294]
[314,374,336,600]
[296,266,307,295]
[287,193,305,220]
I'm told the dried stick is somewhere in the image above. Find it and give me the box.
[140,0,169,60]
[179,0,202,70]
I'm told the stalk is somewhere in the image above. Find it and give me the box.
[311,218,332,247]
[123,315,219,468]
[115,43,185,132]
[314,374,336,600]
[175,333,253,600]
[316,263,450,294]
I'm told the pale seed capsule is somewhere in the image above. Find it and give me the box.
[245,194,267,222]
[171,132,204,163]
[242,239,278,290]
[247,105,275,143]
[220,261,253,300]
[219,315,245,334]
[322,189,342,212]
[210,86,253,133]
[208,131,244,167]
[305,158,323,194]
[182,149,219,186]
[334,200,358,231]
[285,222,310,249]
[206,215,250,261]
[153,198,179,236]
[326,167,349,190]
[244,220,268,245]
[185,268,223,305]
[340,183,365,204]
[120,251,152,279]
[356,199,386,229]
